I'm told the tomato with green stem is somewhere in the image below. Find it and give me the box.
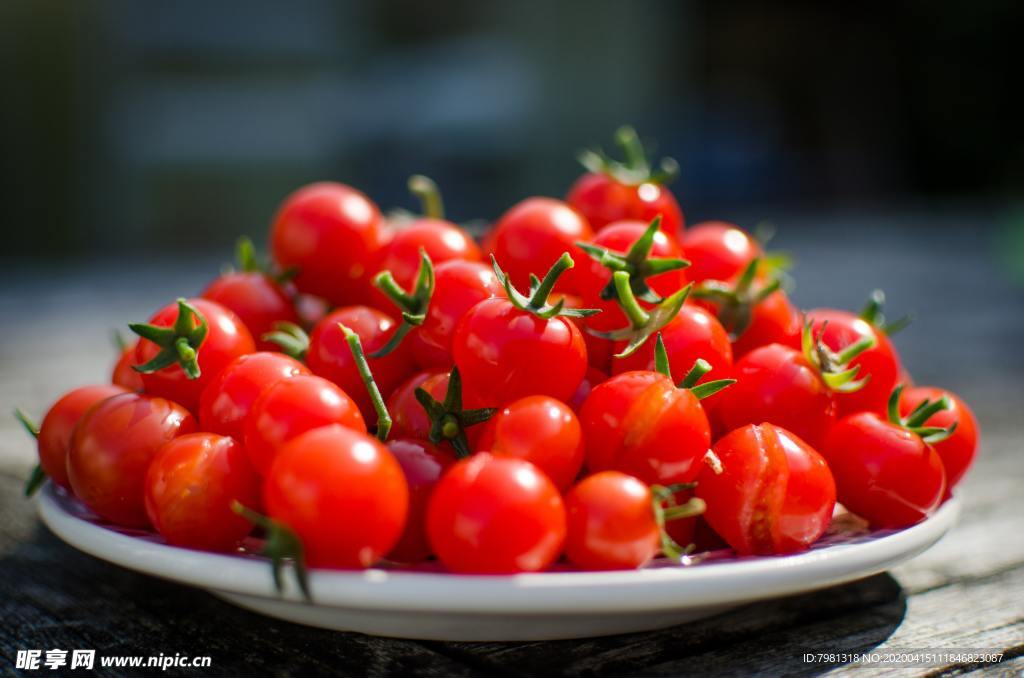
[67,392,196,528]
[427,453,565,574]
[269,181,389,307]
[824,385,952,528]
[567,126,684,236]
[579,334,735,486]
[680,221,761,284]
[145,433,260,551]
[410,368,496,458]
[564,471,705,570]
[366,249,435,358]
[130,298,255,413]
[898,385,978,490]
[452,253,598,407]
[696,423,836,555]
[385,438,455,564]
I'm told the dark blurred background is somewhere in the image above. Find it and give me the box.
[2,0,1023,264]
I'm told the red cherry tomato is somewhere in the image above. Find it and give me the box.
[579,370,711,486]
[202,271,299,352]
[112,343,144,391]
[376,221,480,293]
[67,392,196,528]
[475,395,584,491]
[824,412,946,528]
[243,374,365,475]
[198,352,309,440]
[680,222,760,284]
[411,260,504,370]
[387,370,448,441]
[133,298,255,413]
[567,174,684,237]
[576,220,685,301]
[264,425,408,569]
[307,306,416,422]
[269,182,388,307]
[385,438,455,563]
[806,309,900,416]
[35,385,128,489]
[714,344,836,450]
[427,454,566,574]
[564,471,660,570]
[697,423,836,555]
[144,433,260,551]
[695,284,801,359]
[486,197,594,294]
[452,297,588,407]
[899,386,978,490]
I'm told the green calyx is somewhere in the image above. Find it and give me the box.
[690,257,782,340]
[408,175,445,220]
[14,408,46,497]
[650,483,705,561]
[578,125,679,186]
[576,215,690,304]
[801,320,876,394]
[887,384,958,444]
[859,289,912,336]
[492,253,601,320]
[262,321,310,361]
[339,324,392,442]
[652,333,736,400]
[414,367,496,459]
[128,298,209,379]
[229,236,297,284]
[232,501,311,603]
[370,249,435,358]
[589,272,691,358]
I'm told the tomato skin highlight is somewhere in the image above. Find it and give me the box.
[823,412,946,528]
[385,438,455,563]
[270,182,388,307]
[373,220,480,302]
[264,425,409,569]
[134,298,256,413]
[307,306,416,422]
[714,343,836,451]
[452,297,588,407]
[567,173,684,237]
[475,395,585,491]
[67,392,197,528]
[198,352,309,440]
[680,221,760,284]
[36,385,129,490]
[579,371,711,486]
[144,433,260,551]
[898,386,978,491]
[564,471,660,570]
[243,374,365,475]
[697,423,836,555]
[427,454,566,574]
[202,271,300,352]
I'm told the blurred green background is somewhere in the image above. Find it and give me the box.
[2,0,1023,265]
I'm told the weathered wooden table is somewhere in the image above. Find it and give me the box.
[1,214,1022,676]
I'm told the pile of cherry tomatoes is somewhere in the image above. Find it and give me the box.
[20,127,978,595]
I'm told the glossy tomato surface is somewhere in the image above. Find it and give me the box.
[202,271,299,352]
[385,438,455,563]
[36,385,128,489]
[376,220,480,292]
[564,471,660,570]
[680,221,760,284]
[898,386,979,490]
[567,173,684,237]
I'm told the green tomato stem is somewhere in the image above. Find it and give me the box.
[339,324,392,442]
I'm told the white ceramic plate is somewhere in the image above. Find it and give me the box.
[37,484,958,641]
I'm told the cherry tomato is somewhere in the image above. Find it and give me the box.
[35,385,128,489]
[680,222,760,284]
[264,425,408,569]
[427,454,566,574]
[144,433,260,551]
[899,386,978,490]
[112,342,144,391]
[576,220,685,301]
[198,352,309,440]
[375,221,480,296]
[697,423,836,555]
[568,174,683,237]
[824,412,946,528]
[806,308,899,416]
[269,182,389,307]
[564,471,660,570]
[243,374,365,475]
[569,367,608,412]
[307,306,416,422]
[486,197,594,294]
[385,438,455,563]
[67,392,196,528]
[475,395,584,491]
[387,370,448,442]
[579,370,711,486]
[202,271,299,352]
[411,260,504,370]
[133,298,255,413]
